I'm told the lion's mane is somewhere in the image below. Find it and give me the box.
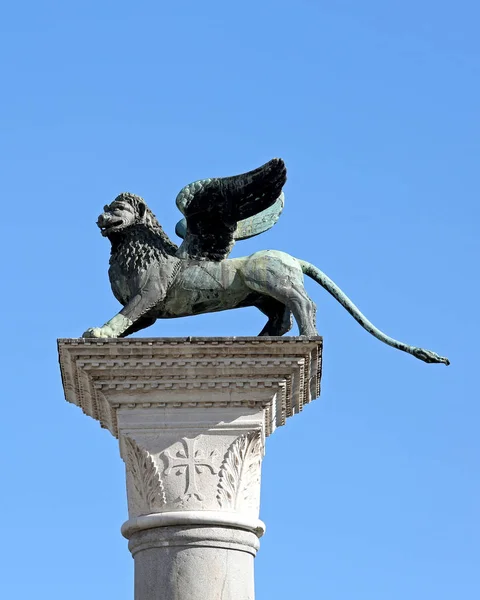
[109,193,179,275]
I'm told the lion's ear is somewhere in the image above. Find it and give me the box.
[137,201,146,220]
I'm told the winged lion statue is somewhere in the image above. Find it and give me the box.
[82,158,449,366]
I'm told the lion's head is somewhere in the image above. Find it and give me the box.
[97,192,179,257]
[97,192,161,237]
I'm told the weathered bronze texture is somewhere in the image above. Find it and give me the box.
[83,158,449,366]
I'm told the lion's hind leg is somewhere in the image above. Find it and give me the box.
[243,251,318,337]
[276,283,317,336]
[255,297,293,336]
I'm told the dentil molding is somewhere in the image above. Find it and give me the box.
[58,336,322,437]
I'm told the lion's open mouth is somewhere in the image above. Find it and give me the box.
[98,217,124,235]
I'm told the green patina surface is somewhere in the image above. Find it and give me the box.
[83,159,450,366]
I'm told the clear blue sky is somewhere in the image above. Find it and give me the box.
[1,1,478,598]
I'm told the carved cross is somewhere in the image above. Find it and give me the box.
[163,437,219,502]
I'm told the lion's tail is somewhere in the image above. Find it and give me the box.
[298,259,450,365]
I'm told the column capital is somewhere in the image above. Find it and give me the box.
[59,336,322,559]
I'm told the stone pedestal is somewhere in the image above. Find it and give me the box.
[58,337,322,600]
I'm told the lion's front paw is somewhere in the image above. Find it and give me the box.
[82,326,116,339]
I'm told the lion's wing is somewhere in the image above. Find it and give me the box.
[174,158,287,261]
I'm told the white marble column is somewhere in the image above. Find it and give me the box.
[58,336,322,600]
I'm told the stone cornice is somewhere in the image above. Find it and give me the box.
[58,337,322,437]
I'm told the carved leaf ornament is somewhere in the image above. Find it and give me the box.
[124,437,166,513]
[217,431,262,511]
